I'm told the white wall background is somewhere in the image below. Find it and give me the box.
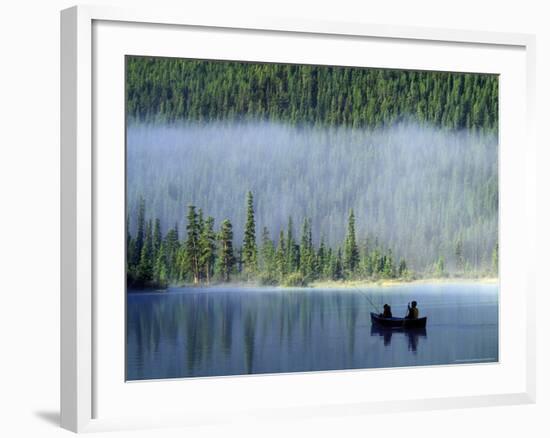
[0,1,547,436]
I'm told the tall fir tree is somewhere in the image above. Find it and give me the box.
[132,196,146,266]
[242,191,258,279]
[275,229,287,281]
[218,219,235,282]
[259,226,276,281]
[153,218,162,258]
[300,218,315,281]
[285,216,298,273]
[153,242,168,288]
[136,219,154,286]
[185,205,201,284]
[199,216,217,284]
[343,209,360,277]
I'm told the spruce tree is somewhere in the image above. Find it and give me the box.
[343,209,360,277]
[136,219,154,286]
[383,249,395,278]
[259,226,276,281]
[199,216,217,284]
[334,248,343,280]
[275,229,287,281]
[133,196,146,266]
[398,258,407,277]
[317,238,327,280]
[164,225,180,281]
[300,218,314,281]
[218,219,235,282]
[154,242,168,288]
[285,216,298,273]
[126,215,135,282]
[153,218,162,258]
[185,205,201,284]
[242,191,258,279]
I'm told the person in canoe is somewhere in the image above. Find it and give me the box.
[405,301,419,319]
[379,304,393,318]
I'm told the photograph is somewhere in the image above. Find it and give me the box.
[125,56,499,380]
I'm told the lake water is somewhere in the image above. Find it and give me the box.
[126,283,498,380]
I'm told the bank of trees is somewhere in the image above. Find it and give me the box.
[126,192,497,289]
[126,57,498,133]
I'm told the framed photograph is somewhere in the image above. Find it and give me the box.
[61,5,536,433]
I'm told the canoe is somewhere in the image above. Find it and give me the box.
[370,312,427,329]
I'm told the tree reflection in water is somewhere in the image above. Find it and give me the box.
[370,325,428,352]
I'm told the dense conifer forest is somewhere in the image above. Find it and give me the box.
[126,57,499,288]
[126,57,498,133]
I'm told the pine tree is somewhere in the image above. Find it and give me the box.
[218,219,235,282]
[199,216,217,284]
[126,215,135,282]
[343,209,360,277]
[275,229,287,281]
[153,218,162,258]
[133,197,146,266]
[398,258,407,277]
[242,191,258,279]
[300,218,314,281]
[164,225,180,281]
[153,242,168,288]
[317,238,327,279]
[334,248,343,280]
[383,249,395,278]
[185,205,201,284]
[285,216,296,273]
[434,256,446,278]
[259,226,276,281]
[136,219,154,286]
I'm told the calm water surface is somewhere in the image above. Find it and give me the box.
[126,283,498,380]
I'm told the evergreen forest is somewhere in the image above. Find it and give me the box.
[126,56,499,288]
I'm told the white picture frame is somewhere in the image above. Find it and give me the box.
[60,4,537,433]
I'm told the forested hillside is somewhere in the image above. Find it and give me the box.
[126,57,498,132]
[126,57,498,287]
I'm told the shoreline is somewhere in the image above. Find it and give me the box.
[309,277,498,289]
[128,277,498,292]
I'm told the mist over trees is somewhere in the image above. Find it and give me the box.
[127,194,423,288]
[127,122,497,275]
[125,56,498,287]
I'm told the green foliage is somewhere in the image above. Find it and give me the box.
[185,205,201,284]
[433,256,448,278]
[282,272,307,287]
[242,191,258,279]
[343,209,360,278]
[199,216,217,284]
[127,193,433,289]
[259,226,277,281]
[127,122,497,274]
[126,57,498,133]
[218,219,235,282]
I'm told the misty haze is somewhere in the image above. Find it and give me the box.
[127,121,497,272]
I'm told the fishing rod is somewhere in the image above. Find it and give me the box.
[350,284,382,314]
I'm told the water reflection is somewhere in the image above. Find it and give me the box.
[370,325,427,352]
[127,284,498,380]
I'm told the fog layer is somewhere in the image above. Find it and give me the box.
[127,121,497,271]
